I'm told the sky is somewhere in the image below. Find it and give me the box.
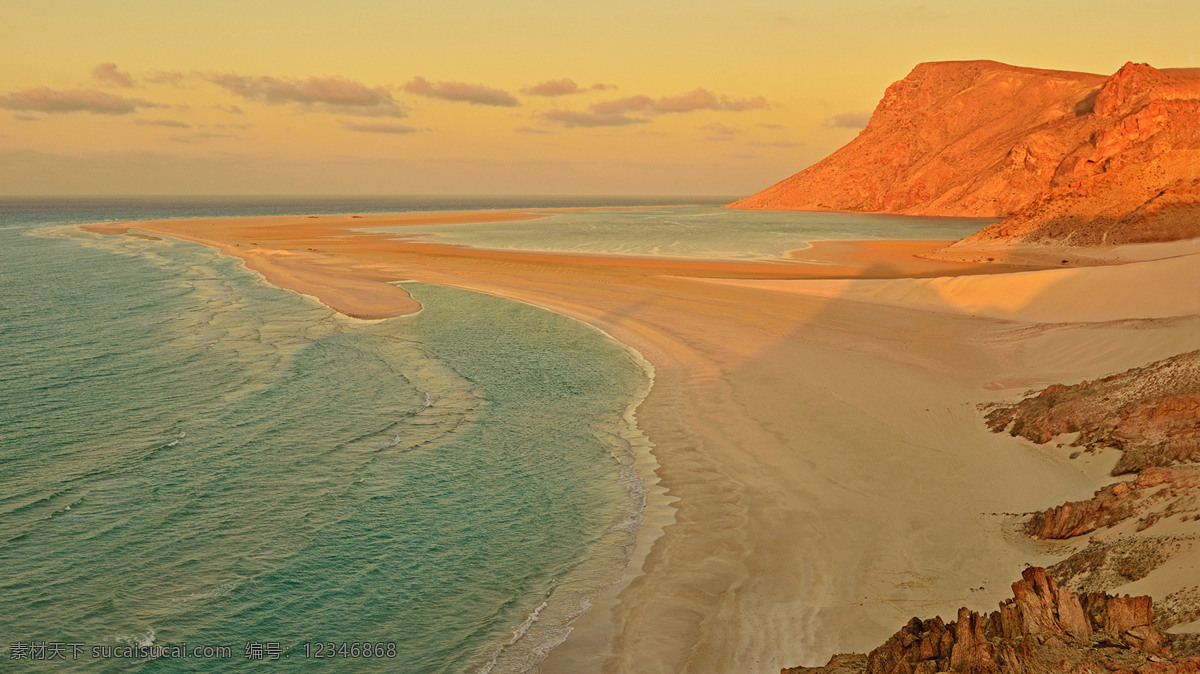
[1,0,1197,196]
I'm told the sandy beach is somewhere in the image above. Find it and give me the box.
[85,212,1200,671]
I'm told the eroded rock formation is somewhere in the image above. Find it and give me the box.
[784,567,1200,674]
[1025,467,1200,540]
[985,350,1200,475]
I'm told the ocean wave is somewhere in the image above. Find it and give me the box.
[178,582,238,603]
[115,629,156,648]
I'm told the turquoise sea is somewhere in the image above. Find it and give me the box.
[0,197,988,672]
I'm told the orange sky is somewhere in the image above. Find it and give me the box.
[2,1,1197,195]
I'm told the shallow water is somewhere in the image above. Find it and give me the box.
[370,207,992,260]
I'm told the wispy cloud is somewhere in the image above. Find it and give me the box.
[515,125,554,134]
[520,79,616,97]
[403,77,519,107]
[134,118,191,128]
[756,122,784,130]
[0,87,163,115]
[589,95,654,115]
[823,111,871,129]
[93,63,136,88]
[171,131,238,143]
[544,87,768,129]
[583,88,768,119]
[655,89,768,113]
[701,122,742,137]
[539,109,647,128]
[145,70,186,86]
[340,120,420,134]
[206,73,406,117]
[211,104,244,115]
[746,140,803,148]
[590,89,767,115]
[522,78,582,96]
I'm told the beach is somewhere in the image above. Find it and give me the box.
[85,211,1200,671]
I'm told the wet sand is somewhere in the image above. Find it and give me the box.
[84,210,1200,671]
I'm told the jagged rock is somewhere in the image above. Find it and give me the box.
[785,567,1200,674]
[1024,467,1200,540]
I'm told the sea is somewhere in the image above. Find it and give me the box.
[0,196,989,672]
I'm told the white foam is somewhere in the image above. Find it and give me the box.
[115,629,156,648]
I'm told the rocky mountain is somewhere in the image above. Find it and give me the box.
[731,60,1200,247]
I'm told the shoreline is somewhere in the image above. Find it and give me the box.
[82,209,1200,671]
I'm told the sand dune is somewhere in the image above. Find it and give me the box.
[699,245,1200,324]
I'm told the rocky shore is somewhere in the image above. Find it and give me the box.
[783,351,1200,673]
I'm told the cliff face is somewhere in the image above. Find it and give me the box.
[731,60,1200,247]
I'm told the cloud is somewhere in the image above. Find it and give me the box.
[403,77,520,107]
[589,89,768,116]
[522,79,581,96]
[206,73,406,117]
[211,104,243,114]
[589,95,654,115]
[515,125,554,134]
[11,113,44,122]
[171,131,238,143]
[0,87,163,115]
[340,120,420,134]
[654,88,768,113]
[746,140,803,148]
[823,111,872,129]
[134,118,191,128]
[545,87,769,129]
[93,63,136,88]
[539,110,647,128]
[701,122,741,136]
[519,79,616,97]
[756,122,784,130]
[145,70,186,86]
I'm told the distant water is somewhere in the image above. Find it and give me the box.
[370,207,993,260]
[0,195,732,225]
[0,196,988,672]
[0,197,654,672]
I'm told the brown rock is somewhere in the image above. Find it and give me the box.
[985,350,1200,476]
[788,567,1199,673]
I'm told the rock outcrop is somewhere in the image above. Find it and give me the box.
[985,349,1200,475]
[1024,467,1200,540]
[784,567,1200,674]
[731,60,1200,247]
